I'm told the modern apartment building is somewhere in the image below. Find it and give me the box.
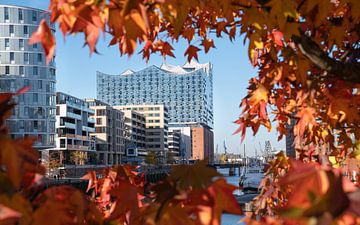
[114,104,169,154]
[168,124,192,161]
[121,110,146,161]
[168,129,180,157]
[0,5,56,150]
[85,98,125,165]
[97,61,213,128]
[52,92,96,166]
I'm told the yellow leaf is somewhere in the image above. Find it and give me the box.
[250,84,269,105]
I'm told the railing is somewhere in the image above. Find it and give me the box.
[67,112,82,120]
[60,134,91,141]
[67,144,92,151]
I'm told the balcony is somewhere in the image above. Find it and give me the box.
[67,144,92,151]
[82,126,95,133]
[64,122,76,129]
[60,134,91,141]
[67,112,82,120]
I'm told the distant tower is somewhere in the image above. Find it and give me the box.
[223,140,227,155]
[264,140,272,160]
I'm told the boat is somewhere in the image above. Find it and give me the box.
[239,165,264,194]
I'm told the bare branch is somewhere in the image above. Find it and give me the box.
[292,34,360,84]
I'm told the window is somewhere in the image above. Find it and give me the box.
[18,9,23,21]
[24,26,28,36]
[37,54,42,63]
[24,53,29,64]
[10,52,14,62]
[33,67,38,75]
[19,66,24,75]
[96,118,102,125]
[50,68,55,76]
[32,11,37,21]
[4,7,9,20]
[34,121,38,129]
[5,66,10,75]
[19,39,24,50]
[5,39,9,49]
[33,43,37,49]
[33,93,38,102]
[38,80,42,89]
[9,25,14,36]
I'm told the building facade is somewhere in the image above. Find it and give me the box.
[85,98,125,165]
[121,110,146,161]
[168,129,180,157]
[168,124,192,161]
[114,104,169,154]
[0,5,56,149]
[97,61,213,128]
[191,124,214,163]
[52,92,96,166]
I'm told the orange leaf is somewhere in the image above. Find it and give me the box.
[249,84,268,105]
[29,19,55,64]
[272,30,284,47]
[294,106,317,138]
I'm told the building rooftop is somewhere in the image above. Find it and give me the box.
[0,4,48,13]
[98,61,212,77]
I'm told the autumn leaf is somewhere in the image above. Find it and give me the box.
[82,171,97,193]
[29,19,55,64]
[208,178,243,221]
[184,45,201,62]
[272,30,284,47]
[249,84,268,105]
[170,161,220,190]
[108,180,141,222]
[294,106,317,138]
[0,204,21,223]
[201,39,215,54]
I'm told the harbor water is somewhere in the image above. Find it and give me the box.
[219,168,245,225]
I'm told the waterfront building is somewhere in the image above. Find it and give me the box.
[97,61,213,128]
[0,5,56,150]
[121,109,146,162]
[114,104,168,155]
[52,92,96,167]
[191,124,214,163]
[85,99,125,165]
[168,129,180,157]
[168,124,192,162]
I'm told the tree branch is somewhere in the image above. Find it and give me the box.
[292,34,360,83]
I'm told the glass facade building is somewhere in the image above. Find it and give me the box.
[0,5,56,149]
[97,61,213,128]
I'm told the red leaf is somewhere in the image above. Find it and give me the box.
[16,86,31,95]
[184,45,201,62]
[29,19,55,64]
[201,39,215,53]
[82,171,98,193]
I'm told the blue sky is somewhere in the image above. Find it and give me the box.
[5,0,285,156]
